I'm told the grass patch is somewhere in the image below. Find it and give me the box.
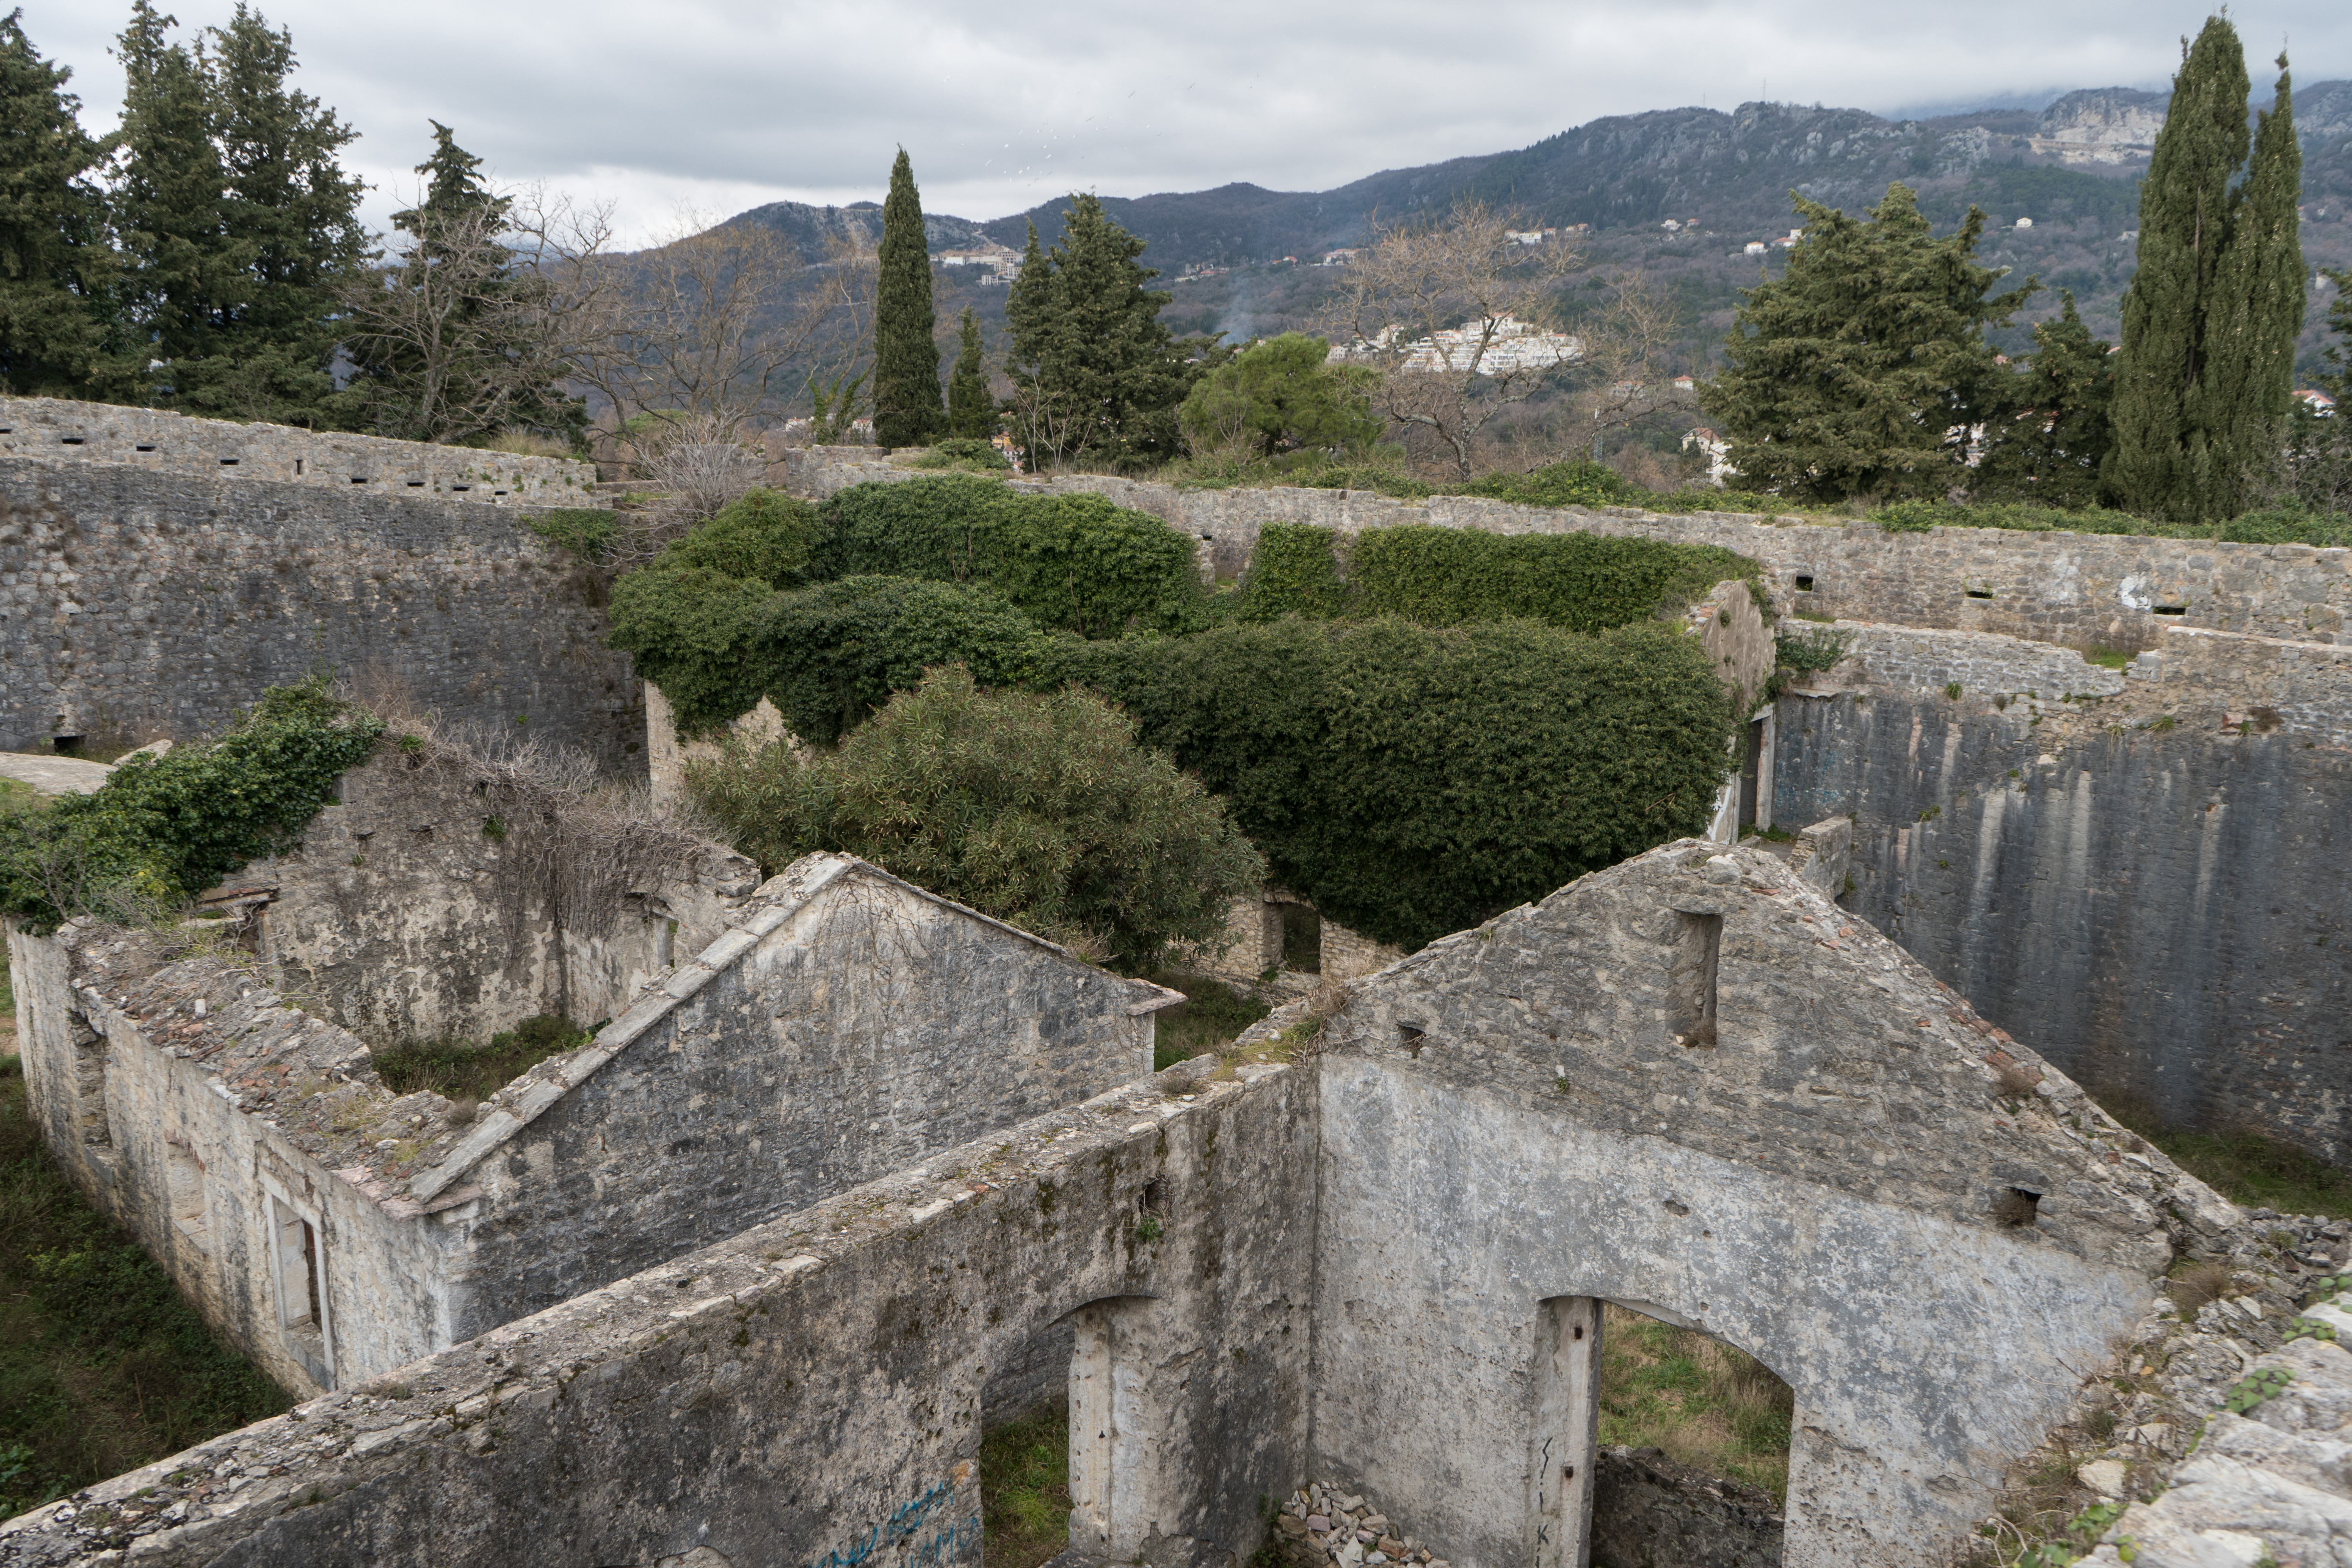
[0,1051,291,1516]
[2082,646,2134,670]
[2150,1128,2352,1219]
[369,1013,592,1102]
[1143,971,1270,1072]
[979,1399,1070,1568]
[1599,1304,1794,1504]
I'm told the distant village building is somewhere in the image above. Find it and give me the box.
[1661,220,1682,232]
[1673,374,1696,393]
[2014,216,2034,229]
[1682,425,1733,486]
[1332,315,1581,376]
[1505,229,1559,246]
[938,242,1022,287]
[1744,241,1768,256]
[1321,248,1361,266]
[2296,389,2338,416]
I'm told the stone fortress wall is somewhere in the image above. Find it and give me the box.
[782,446,2352,650]
[0,411,640,771]
[0,396,596,503]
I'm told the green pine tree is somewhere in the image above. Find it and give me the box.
[871,148,943,448]
[111,2,367,426]
[345,122,579,444]
[2110,18,2305,523]
[1703,182,2030,501]
[1972,294,2116,506]
[1002,194,1211,470]
[0,10,113,396]
[946,305,992,438]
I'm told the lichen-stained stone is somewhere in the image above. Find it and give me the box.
[1305,838,2228,1568]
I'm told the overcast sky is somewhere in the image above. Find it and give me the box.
[24,0,2352,247]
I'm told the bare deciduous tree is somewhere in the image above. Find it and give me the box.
[562,210,875,444]
[1566,271,1698,456]
[1318,200,1583,480]
[338,187,588,445]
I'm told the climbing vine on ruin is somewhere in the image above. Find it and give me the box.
[0,677,385,931]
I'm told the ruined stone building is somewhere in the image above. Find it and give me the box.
[13,404,2352,1565]
[6,739,1174,1397]
[0,839,2235,1568]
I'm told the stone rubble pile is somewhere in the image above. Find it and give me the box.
[1993,1206,2352,1565]
[1272,1483,1449,1568]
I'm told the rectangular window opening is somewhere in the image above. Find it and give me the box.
[1793,573,1815,592]
[294,456,303,474]
[349,475,368,484]
[1671,911,1722,1047]
[50,734,83,757]
[219,457,239,466]
[60,436,83,445]
[2154,605,2188,616]
[405,479,426,487]
[134,443,155,452]
[270,1196,330,1385]
[1965,587,1994,599]
[71,1013,110,1148]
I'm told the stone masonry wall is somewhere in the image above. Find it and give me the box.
[243,741,759,1050]
[4,924,474,1398]
[0,458,644,769]
[783,447,2352,649]
[1306,840,2228,1568]
[0,1053,1319,1568]
[1776,621,2352,1161]
[431,855,1168,1340]
[0,397,595,503]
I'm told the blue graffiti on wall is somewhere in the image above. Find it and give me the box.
[804,1482,983,1568]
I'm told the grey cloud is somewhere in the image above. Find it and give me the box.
[27,0,2352,243]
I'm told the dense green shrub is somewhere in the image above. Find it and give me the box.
[648,487,822,587]
[1177,332,1379,457]
[1456,459,1640,510]
[1049,617,1737,949]
[611,569,1053,742]
[527,506,622,563]
[812,476,1203,635]
[1235,523,1765,633]
[905,437,1014,472]
[683,666,1265,970]
[0,680,385,931]
[1236,522,1352,621]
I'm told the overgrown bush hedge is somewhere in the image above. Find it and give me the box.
[610,571,1052,741]
[812,476,1204,635]
[1238,521,1766,633]
[0,681,385,931]
[1046,617,1737,949]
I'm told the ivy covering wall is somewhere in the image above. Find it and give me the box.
[0,681,385,930]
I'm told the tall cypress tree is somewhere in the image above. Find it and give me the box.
[111,2,366,425]
[871,148,943,448]
[0,10,112,396]
[2110,17,2303,523]
[946,305,992,438]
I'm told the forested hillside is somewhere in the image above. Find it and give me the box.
[716,82,2352,377]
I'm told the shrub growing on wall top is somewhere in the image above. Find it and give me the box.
[610,569,1053,742]
[0,679,385,931]
[811,476,1204,636]
[682,666,1265,970]
[1238,521,1766,634]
